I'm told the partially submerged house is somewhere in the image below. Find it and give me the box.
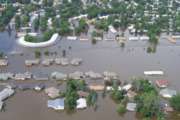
[51,72,67,81]
[155,80,169,88]
[0,73,14,81]
[67,36,78,41]
[128,36,139,41]
[70,58,82,66]
[47,98,64,110]
[77,91,89,98]
[85,71,102,79]
[14,72,32,80]
[126,103,137,111]
[60,58,69,66]
[55,58,69,66]
[0,88,15,101]
[69,71,84,80]
[103,71,118,80]
[160,88,177,98]
[42,59,54,66]
[89,85,105,91]
[25,59,40,66]
[104,25,118,41]
[122,84,132,91]
[34,83,45,91]
[45,87,60,99]
[0,101,3,111]
[76,98,87,109]
[0,59,8,67]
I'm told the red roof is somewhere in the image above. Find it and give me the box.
[155,80,168,88]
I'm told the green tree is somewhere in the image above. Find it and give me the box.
[87,90,98,106]
[42,0,54,7]
[135,90,161,118]
[132,78,156,93]
[116,103,126,114]
[95,19,109,31]
[76,19,88,34]
[110,83,124,103]
[0,52,4,58]
[65,80,79,111]
[34,50,41,58]
[59,19,71,35]
[15,15,21,31]
[170,94,180,111]
[42,29,55,41]
[24,34,38,42]
[0,4,16,31]
[86,5,101,19]
[33,18,39,31]
[40,17,47,31]
[21,14,30,26]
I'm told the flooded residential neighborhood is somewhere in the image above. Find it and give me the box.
[1,0,180,120]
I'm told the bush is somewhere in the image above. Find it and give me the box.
[87,91,98,106]
[170,94,180,111]
[0,52,4,58]
[44,50,49,56]
[116,103,126,114]
[147,47,153,53]
[34,50,41,58]
[135,91,160,118]
[65,80,79,111]
[91,38,97,45]
[42,30,55,41]
[24,34,38,43]
[111,89,124,103]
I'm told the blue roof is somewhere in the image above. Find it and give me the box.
[47,98,64,110]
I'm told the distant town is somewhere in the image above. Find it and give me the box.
[0,0,180,120]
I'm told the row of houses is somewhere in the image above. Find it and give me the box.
[0,72,32,81]
[25,58,82,67]
[51,71,118,81]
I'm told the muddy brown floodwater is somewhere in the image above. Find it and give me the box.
[1,32,180,120]
[0,91,137,120]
